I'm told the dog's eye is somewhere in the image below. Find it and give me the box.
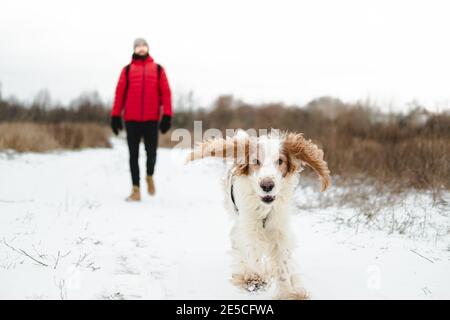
[278,158,283,165]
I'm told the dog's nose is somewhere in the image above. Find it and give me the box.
[260,178,274,192]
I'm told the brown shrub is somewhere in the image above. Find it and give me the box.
[171,95,450,193]
[0,122,111,152]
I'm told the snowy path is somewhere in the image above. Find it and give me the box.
[0,138,449,299]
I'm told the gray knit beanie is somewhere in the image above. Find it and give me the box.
[133,38,148,49]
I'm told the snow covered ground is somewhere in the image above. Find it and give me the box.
[0,138,449,300]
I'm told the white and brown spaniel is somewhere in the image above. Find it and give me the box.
[187,130,330,299]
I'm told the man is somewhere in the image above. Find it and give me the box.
[111,38,172,201]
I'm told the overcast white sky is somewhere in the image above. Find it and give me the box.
[0,0,449,111]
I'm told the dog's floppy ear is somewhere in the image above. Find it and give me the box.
[187,136,235,162]
[187,132,250,164]
[283,133,331,191]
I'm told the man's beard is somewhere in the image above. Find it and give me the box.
[132,51,149,60]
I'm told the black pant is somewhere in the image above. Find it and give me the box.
[125,121,159,186]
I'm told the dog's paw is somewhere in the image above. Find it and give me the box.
[231,273,267,292]
[275,288,310,300]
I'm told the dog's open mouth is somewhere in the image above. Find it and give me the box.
[261,195,275,204]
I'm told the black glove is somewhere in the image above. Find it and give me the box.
[111,116,123,136]
[159,115,171,134]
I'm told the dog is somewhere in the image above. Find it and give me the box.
[187,130,330,299]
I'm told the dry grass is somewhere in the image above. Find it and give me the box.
[324,135,450,193]
[0,122,111,152]
[171,96,450,194]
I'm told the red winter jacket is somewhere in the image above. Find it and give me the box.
[111,54,172,121]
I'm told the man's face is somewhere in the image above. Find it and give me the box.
[134,44,149,56]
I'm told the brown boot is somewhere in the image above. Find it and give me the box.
[126,186,141,202]
[146,176,155,195]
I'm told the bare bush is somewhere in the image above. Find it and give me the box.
[0,123,111,152]
[170,95,450,193]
